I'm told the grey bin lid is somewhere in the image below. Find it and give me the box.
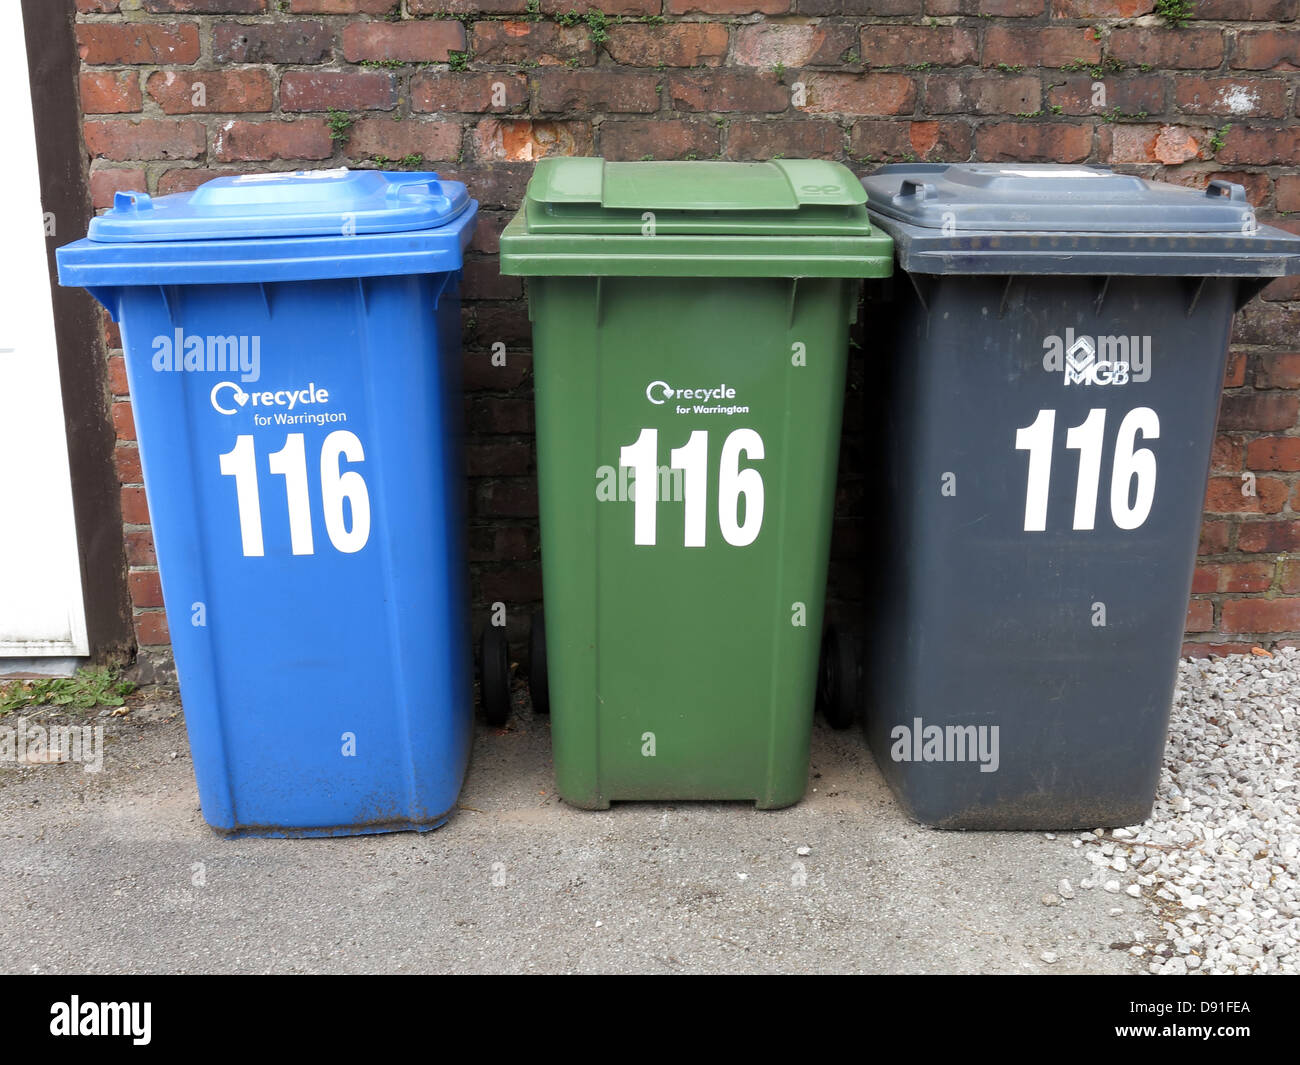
[861,163,1300,278]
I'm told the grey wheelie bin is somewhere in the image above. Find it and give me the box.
[830,163,1300,829]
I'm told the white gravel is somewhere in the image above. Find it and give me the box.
[1068,648,1300,974]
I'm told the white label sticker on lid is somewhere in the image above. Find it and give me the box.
[233,168,350,183]
[1000,168,1102,178]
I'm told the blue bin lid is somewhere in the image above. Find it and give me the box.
[90,168,470,242]
[861,163,1300,277]
[57,168,477,296]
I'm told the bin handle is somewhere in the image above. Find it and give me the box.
[896,179,936,202]
[1206,179,1246,203]
[113,190,153,213]
[385,175,442,204]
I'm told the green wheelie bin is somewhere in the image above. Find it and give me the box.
[500,157,892,809]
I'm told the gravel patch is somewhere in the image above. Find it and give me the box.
[1070,648,1300,974]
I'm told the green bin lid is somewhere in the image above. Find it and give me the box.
[500,157,893,278]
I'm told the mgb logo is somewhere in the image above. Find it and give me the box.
[1042,328,1152,386]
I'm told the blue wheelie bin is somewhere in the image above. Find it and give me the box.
[58,169,477,837]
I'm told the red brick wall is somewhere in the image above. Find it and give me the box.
[71,0,1300,661]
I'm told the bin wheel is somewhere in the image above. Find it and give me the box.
[529,610,550,716]
[480,625,511,728]
[817,626,861,730]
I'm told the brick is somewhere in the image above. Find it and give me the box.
[462,344,531,389]
[134,611,171,647]
[158,167,241,195]
[983,27,1100,69]
[731,23,860,68]
[437,166,531,210]
[473,480,538,519]
[114,445,142,485]
[1199,518,1231,554]
[1211,562,1275,594]
[861,26,978,67]
[1202,474,1288,514]
[538,0,659,11]
[1174,78,1288,119]
[1234,302,1300,347]
[535,71,660,114]
[145,70,274,114]
[670,72,790,114]
[800,74,915,116]
[1284,561,1300,594]
[466,442,533,477]
[926,74,1041,116]
[414,72,529,114]
[599,119,721,160]
[1049,0,1152,13]
[1218,392,1300,431]
[851,119,972,162]
[1221,598,1300,634]
[668,0,787,10]
[1245,436,1300,471]
[1102,124,1204,165]
[462,259,522,301]
[1261,275,1300,302]
[291,0,397,9]
[1238,520,1300,553]
[84,120,205,162]
[76,24,200,66]
[1233,32,1300,72]
[476,566,543,603]
[411,0,529,10]
[143,0,266,10]
[1046,76,1163,118]
[473,118,594,162]
[212,22,333,64]
[77,1,121,10]
[346,118,463,163]
[281,71,397,112]
[467,526,537,564]
[605,24,729,68]
[928,0,1042,12]
[1191,0,1296,15]
[725,119,845,159]
[1223,349,1248,389]
[1255,352,1300,389]
[106,356,129,396]
[467,395,534,435]
[1186,599,1213,632]
[472,22,596,67]
[1216,125,1300,167]
[1277,176,1300,213]
[213,119,333,162]
[342,21,465,63]
[975,122,1091,163]
[121,485,150,525]
[1211,433,1245,472]
[101,309,121,351]
[90,168,147,210]
[1109,28,1224,70]
[80,72,142,115]
[111,400,135,440]
[1181,642,1255,658]
[124,529,156,568]
[128,569,164,609]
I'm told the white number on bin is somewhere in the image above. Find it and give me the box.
[619,428,765,548]
[220,432,371,556]
[1015,407,1159,532]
